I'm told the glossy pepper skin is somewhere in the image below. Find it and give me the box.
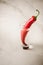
[21,16,36,47]
[21,29,28,46]
[23,16,36,29]
[21,9,40,49]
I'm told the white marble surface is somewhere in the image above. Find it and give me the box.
[0,0,43,65]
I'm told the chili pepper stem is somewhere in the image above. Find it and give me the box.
[35,9,40,18]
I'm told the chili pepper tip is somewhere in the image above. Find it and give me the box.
[23,46,29,50]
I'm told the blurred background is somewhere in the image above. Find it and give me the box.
[0,0,43,65]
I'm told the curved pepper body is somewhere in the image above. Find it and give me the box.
[21,16,36,47]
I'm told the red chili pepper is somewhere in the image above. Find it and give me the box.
[21,9,40,49]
